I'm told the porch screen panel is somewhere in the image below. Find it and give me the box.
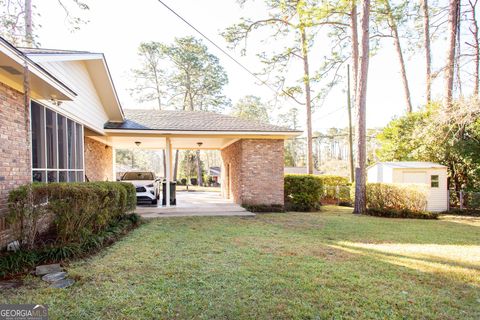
[57,115,67,169]
[67,119,75,170]
[31,102,84,183]
[31,102,45,170]
[46,109,57,169]
[75,123,83,170]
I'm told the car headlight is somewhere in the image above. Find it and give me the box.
[146,184,154,188]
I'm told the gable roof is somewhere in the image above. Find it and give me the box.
[372,162,447,169]
[104,109,301,134]
[0,37,76,100]
[19,47,124,121]
[17,47,93,55]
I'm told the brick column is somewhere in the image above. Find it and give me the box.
[221,139,284,207]
[84,137,113,181]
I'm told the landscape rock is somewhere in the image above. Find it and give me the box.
[36,264,63,276]
[0,280,22,289]
[41,272,67,283]
[49,278,75,289]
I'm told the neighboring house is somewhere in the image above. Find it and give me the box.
[284,167,322,175]
[367,162,448,212]
[208,166,221,184]
[0,37,301,247]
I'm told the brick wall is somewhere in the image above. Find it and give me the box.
[221,139,284,207]
[0,83,31,248]
[84,137,113,181]
[221,140,242,202]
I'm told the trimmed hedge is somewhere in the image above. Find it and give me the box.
[284,174,323,211]
[358,183,436,219]
[318,175,350,187]
[8,182,136,248]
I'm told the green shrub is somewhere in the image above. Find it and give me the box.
[366,208,438,219]
[0,213,140,279]
[8,182,137,247]
[357,183,433,219]
[284,174,323,211]
[242,204,285,213]
[316,175,351,204]
[318,175,350,187]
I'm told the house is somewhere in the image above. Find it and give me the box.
[284,167,322,175]
[0,37,301,247]
[208,166,221,185]
[367,162,448,212]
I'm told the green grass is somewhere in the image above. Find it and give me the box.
[2,206,479,319]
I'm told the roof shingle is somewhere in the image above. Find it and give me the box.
[105,109,300,133]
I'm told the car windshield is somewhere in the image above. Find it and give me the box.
[122,172,154,180]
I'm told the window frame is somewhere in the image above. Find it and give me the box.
[30,101,85,183]
[430,174,439,188]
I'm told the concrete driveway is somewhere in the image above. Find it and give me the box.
[135,191,255,218]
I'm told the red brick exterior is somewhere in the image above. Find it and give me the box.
[221,139,284,207]
[0,83,31,247]
[84,137,113,181]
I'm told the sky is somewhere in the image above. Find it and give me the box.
[34,0,447,132]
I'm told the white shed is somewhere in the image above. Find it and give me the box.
[367,162,448,212]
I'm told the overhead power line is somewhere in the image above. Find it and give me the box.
[155,0,302,105]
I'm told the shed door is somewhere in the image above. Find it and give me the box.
[402,171,427,184]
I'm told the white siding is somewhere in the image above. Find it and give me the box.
[35,60,109,133]
[367,164,379,182]
[368,164,393,183]
[425,168,448,212]
[393,168,448,212]
[367,163,448,212]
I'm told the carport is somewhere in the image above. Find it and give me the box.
[87,109,301,209]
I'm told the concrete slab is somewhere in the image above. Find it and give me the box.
[136,191,255,218]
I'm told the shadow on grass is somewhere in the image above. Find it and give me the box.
[330,241,480,286]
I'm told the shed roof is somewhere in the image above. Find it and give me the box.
[105,109,301,133]
[372,162,447,169]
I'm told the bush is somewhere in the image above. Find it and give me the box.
[284,174,323,211]
[318,175,351,204]
[8,182,137,247]
[318,175,350,187]
[366,208,438,219]
[0,213,140,278]
[358,183,434,219]
[242,204,285,213]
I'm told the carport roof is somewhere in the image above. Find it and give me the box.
[105,109,301,133]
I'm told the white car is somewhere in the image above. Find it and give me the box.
[120,171,160,205]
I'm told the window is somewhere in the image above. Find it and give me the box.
[121,172,154,181]
[31,101,84,183]
[431,175,439,188]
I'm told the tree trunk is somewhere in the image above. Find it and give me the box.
[353,0,370,215]
[386,1,413,113]
[153,66,162,110]
[469,0,480,95]
[196,150,203,186]
[347,65,355,183]
[421,0,432,103]
[445,0,460,105]
[351,1,359,106]
[24,0,33,47]
[300,27,314,174]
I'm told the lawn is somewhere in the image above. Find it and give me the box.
[2,206,479,319]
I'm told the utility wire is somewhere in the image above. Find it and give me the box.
[155,0,303,105]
